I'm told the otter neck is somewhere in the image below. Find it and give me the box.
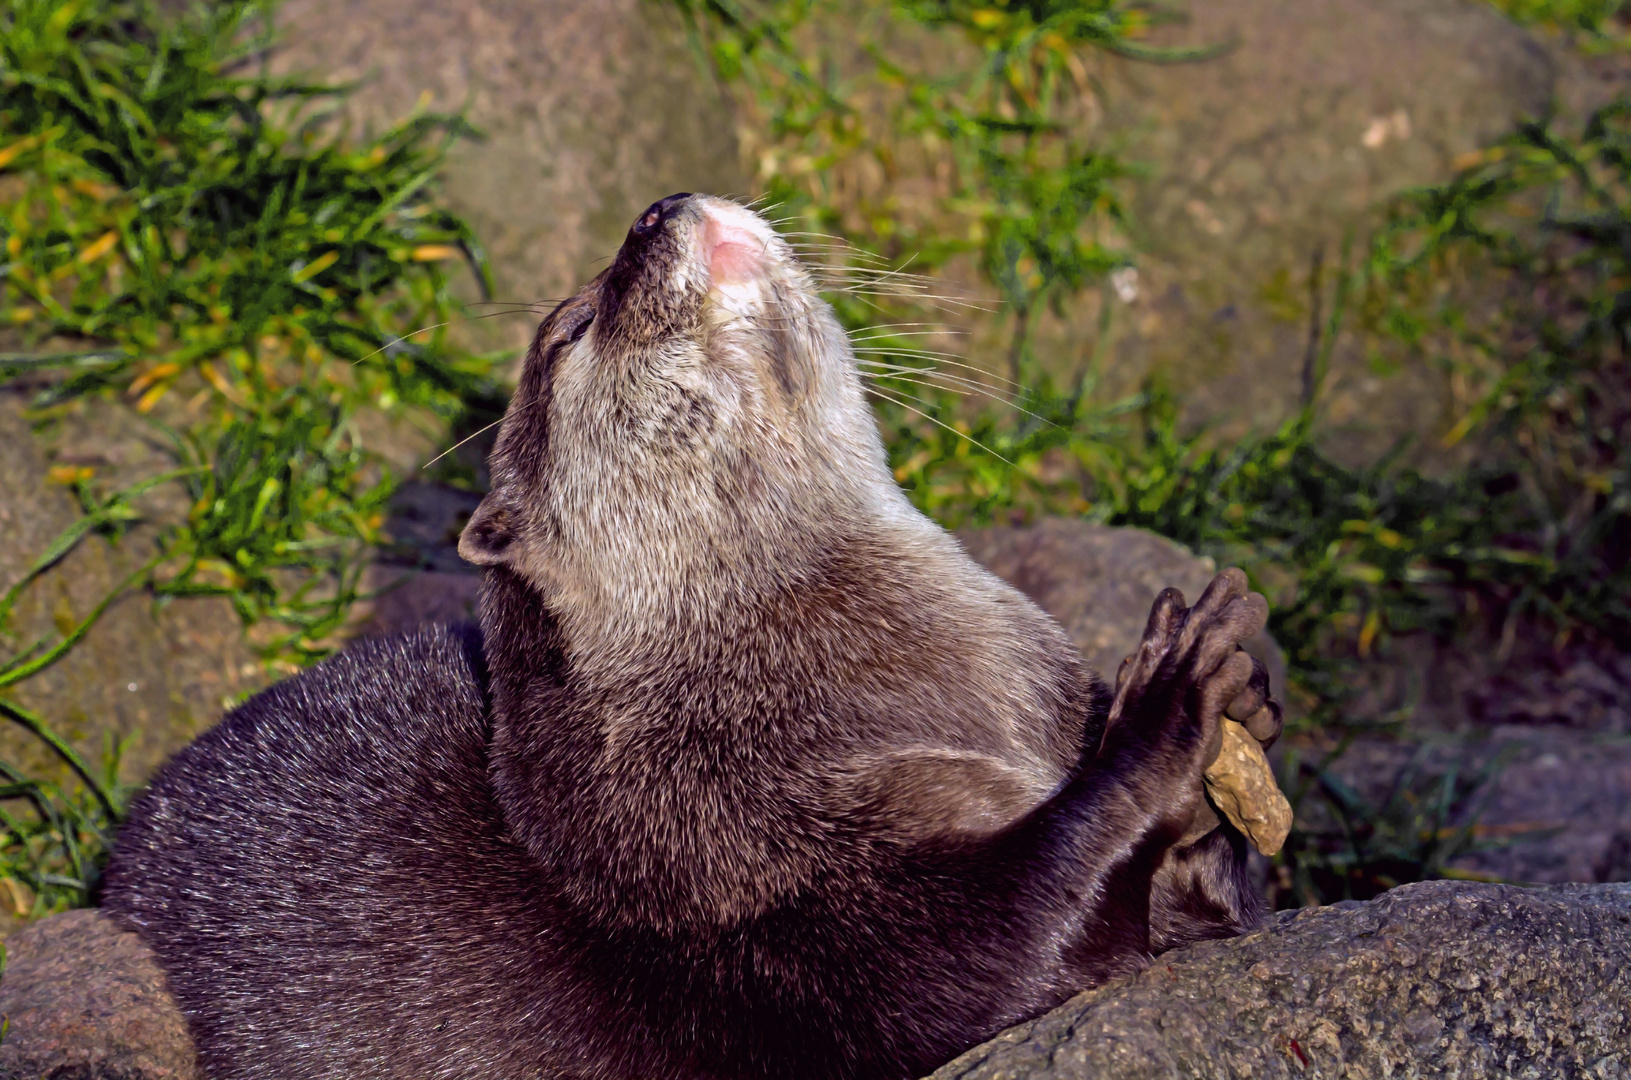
[475,513,907,932]
[514,429,913,667]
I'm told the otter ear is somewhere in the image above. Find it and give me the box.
[458,492,521,567]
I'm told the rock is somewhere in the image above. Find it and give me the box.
[958,518,1288,697]
[355,481,484,638]
[0,909,199,1080]
[8,884,1628,1079]
[1077,0,1591,463]
[1205,720,1293,857]
[1319,727,1631,887]
[926,880,1631,1080]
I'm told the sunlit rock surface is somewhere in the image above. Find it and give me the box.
[0,909,200,1080]
[927,881,1631,1080]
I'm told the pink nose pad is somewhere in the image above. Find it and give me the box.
[700,209,767,285]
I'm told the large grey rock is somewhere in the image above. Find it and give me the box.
[927,880,1631,1080]
[0,909,199,1080]
[1322,727,1631,887]
[7,884,1628,1078]
[1074,0,1603,463]
[959,518,1287,698]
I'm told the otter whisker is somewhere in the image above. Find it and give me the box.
[720,192,778,212]
[855,360,1011,399]
[465,299,565,311]
[797,256,895,274]
[798,258,898,279]
[833,290,961,322]
[845,249,920,281]
[784,242,891,265]
[777,229,878,245]
[825,281,991,306]
[786,239,884,254]
[823,286,998,313]
[785,240,879,253]
[854,340,1017,365]
[852,343,988,363]
[848,325,971,342]
[852,347,1028,393]
[777,229,854,240]
[857,365,1003,403]
[857,365,1057,427]
[854,341,1026,371]
[421,413,513,470]
[811,269,952,289]
[863,384,1018,468]
[349,322,455,365]
[817,277,997,311]
[818,264,950,285]
[850,323,970,334]
[817,270,991,305]
[349,305,548,367]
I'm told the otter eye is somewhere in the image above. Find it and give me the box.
[567,311,594,343]
[642,211,660,228]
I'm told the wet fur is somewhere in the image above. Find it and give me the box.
[103,196,1270,1079]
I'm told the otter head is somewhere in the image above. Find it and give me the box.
[458,194,908,633]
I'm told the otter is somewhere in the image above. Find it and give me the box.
[102,193,1285,1080]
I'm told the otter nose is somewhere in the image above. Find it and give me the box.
[632,193,693,237]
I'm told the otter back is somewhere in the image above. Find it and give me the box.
[101,627,635,1079]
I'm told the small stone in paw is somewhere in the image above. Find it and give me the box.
[1204,720,1292,856]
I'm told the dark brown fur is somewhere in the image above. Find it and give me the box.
[102,195,1281,1079]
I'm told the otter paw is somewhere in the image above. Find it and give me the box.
[1225,654,1284,750]
[1107,568,1262,751]
[1107,569,1292,856]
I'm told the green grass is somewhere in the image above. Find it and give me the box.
[0,0,500,918]
[1486,0,1628,44]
